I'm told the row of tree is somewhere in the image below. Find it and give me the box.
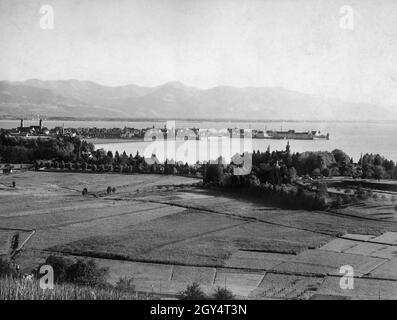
[2,135,396,181]
[0,134,94,163]
[250,145,397,181]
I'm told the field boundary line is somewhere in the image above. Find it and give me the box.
[15,229,36,254]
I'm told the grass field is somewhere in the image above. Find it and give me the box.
[1,171,397,299]
[0,276,139,300]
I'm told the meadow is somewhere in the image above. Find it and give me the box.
[0,276,139,300]
[1,171,397,299]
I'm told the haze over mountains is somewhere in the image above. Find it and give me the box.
[0,79,395,121]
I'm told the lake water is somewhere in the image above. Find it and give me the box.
[1,119,396,163]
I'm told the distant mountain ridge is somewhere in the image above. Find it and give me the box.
[0,79,395,121]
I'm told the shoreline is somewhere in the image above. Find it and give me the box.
[84,138,145,145]
[86,137,328,145]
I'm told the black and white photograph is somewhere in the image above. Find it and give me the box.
[1,0,397,306]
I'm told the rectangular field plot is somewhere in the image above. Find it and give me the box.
[316,276,397,299]
[225,250,294,270]
[26,204,185,250]
[49,210,244,264]
[250,273,324,299]
[369,232,397,245]
[94,259,173,284]
[171,266,216,284]
[214,268,264,288]
[272,261,335,276]
[369,257,397,280]
[344,242,388,256]
[292,249,387,277]
[319,238,359,253]
[0,231,10,255]
[370,246,397,259]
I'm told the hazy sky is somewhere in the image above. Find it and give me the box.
[1,0,397,109]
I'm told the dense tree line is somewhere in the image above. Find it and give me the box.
[0,134,94,163]
[1,135,396,182]
[249,145,397,182]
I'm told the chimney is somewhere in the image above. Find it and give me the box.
[20,119,24,129]
[39,119,42,128]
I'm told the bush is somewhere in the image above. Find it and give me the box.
[351,195,359,204]
[333,195,344,208]
[0,258,17,277]
[115,276,135,293]
[82,188,88,196]
[10,233,20,252]
[44,255,74,283]
[357,189,370,200]
[0,277,138,300]
[212,287,235,300]
[41,256,108,287]
[65,259,109,287]
[177,282,207,300]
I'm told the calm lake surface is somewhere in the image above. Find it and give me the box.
[1,119,396,163]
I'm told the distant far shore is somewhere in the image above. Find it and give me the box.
[1,117,397,124]
[84,138,145,145]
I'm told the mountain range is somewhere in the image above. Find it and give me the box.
[0,79,395,121]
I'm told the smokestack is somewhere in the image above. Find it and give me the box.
[20,119,24,129]
[39,119,42,128]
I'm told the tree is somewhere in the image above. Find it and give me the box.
[44,255,74,283]
[321,168,330,177]
[178,282,207,300]
[82,188,88,196]
[10,233,19,252]
[316,182,328,197]
[334,196,344,208]
[114,151,120,164]
[373,165,385,181]
[115,276,135,293]
[107,186,112,194]
[65,259,108,287]
[212,287,235,300]
[312,168,321,178]
[0,258,17,277]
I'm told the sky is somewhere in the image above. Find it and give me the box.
[1,0,397,110]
